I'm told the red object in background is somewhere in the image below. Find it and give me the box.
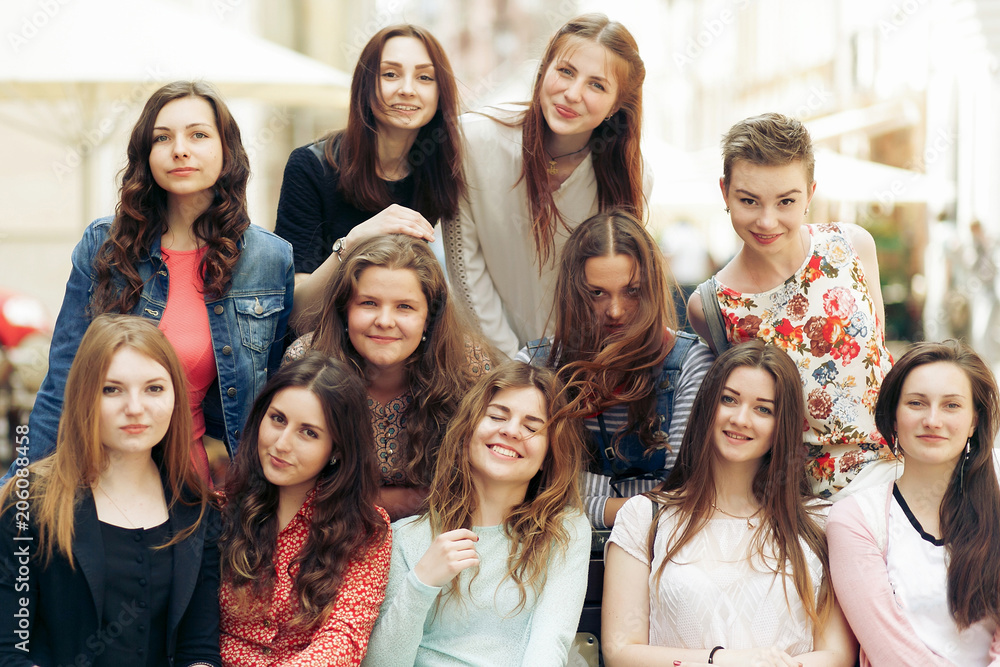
[0,289,50,347]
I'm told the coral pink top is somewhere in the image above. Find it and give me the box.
[220,492,392,666]
[160,246,215,479]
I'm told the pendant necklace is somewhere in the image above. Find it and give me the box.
[546,144,589,175]
[96,484,139,529]
[711,501,760,530]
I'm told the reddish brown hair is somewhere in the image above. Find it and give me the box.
[327,24,464,223]
[519,14,646,265]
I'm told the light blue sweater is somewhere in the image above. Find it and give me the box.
[362,510,591,667]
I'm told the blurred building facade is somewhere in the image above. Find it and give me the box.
[5,0,1000,350]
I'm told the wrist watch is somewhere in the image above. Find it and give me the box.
[332,237,347,259]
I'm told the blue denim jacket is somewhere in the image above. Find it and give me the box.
[26,216,294,461]
[520,332,699,482]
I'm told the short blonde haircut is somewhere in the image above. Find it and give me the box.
[721,112,814,192]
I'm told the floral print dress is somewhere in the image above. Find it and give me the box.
[711,223,893,497]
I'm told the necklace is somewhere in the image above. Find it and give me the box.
[96,484,138,529]
[711,501,760,530]
[546,144,590,175]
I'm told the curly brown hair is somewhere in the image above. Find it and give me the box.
[220,354,388,631]
[90,80,250,315]
[305,234,494,486]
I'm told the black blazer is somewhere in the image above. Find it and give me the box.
[0,483,221,667]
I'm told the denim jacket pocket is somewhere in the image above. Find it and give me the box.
[234,295,284,352]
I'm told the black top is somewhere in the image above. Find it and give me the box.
[96,520,172,667]
[0,486,221,667]
[274,134,417,273]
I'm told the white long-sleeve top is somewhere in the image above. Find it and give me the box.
[443,107,651,357]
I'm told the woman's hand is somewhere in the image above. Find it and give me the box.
[343,204,435,254]
[678,647,801,667]
[413,529,480,588]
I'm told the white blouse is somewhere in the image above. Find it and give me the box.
[887,488,996,666]
[609,495,823,654]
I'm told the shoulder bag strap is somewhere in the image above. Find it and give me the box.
[696,278,731,354]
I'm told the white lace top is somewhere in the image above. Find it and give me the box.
[609,495,824,654]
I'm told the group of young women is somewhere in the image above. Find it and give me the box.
[0,10,997,667]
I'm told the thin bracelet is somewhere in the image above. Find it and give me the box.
[708,645,724,664]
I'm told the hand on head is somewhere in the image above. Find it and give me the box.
[344,204,435,255]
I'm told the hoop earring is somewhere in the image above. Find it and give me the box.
[960,437,971,494]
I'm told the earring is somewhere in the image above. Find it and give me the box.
[960,437,971,494]
[329,455,339,466]
[724,207,730,214]
[421,333,427,342]
[805,208,810,215]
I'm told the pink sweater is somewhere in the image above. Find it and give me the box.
[827,483,1000,666]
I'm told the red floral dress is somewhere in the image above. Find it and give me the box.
[219,493,392,666]
[711,224,893,497]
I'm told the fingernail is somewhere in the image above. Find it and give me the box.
[673,662,681,666]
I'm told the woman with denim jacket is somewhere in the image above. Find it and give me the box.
[22,81,294,479]
[516,212,713,528]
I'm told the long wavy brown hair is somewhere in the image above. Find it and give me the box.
[548,211,680,457]
[651,341,833,627]
[306,234,494,486]
[90,80,250,315]
[220,354,388,632]
[325,24,465,223]
[875,339,1000,629]
[0,315,210,566]
[506,13,645,266]
[425,361,584,611]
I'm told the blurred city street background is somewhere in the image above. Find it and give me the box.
[3,0,1000,455]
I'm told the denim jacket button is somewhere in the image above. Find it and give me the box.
[213,305,224,315]
[227,387,237,397]
[222,345,232,355]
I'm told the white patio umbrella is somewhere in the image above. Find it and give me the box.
[0,0,352,220]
